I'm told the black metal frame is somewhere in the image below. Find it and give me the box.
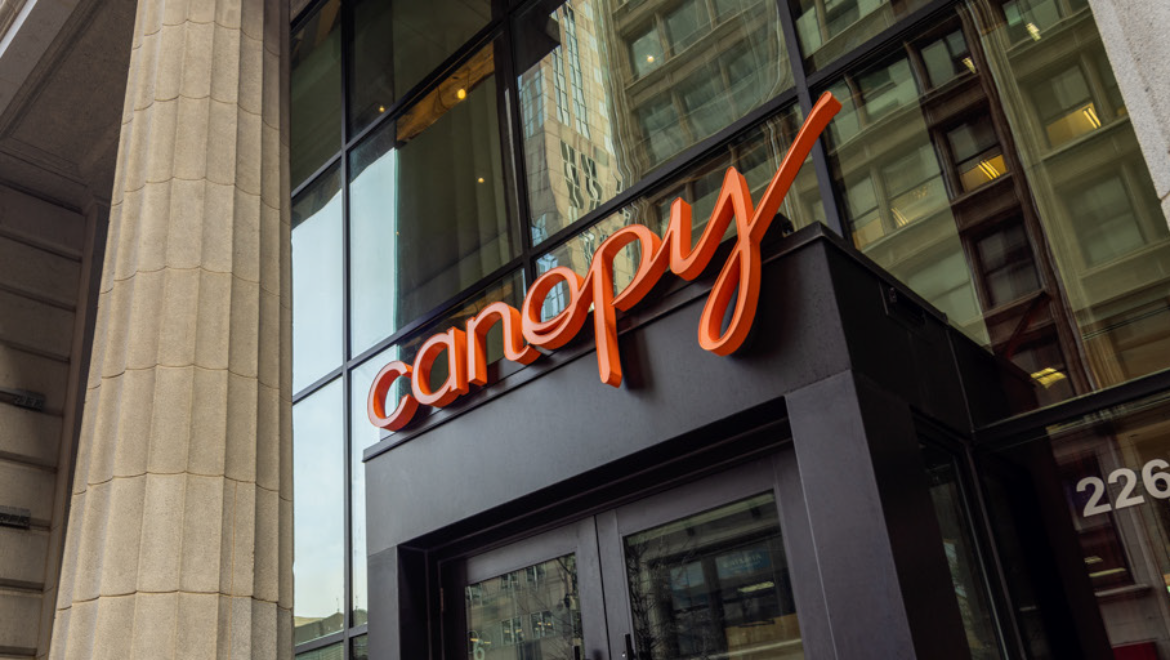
[286,0,1170,657]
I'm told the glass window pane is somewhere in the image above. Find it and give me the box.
[352,635,370,660]
[348,44,518,355]
[293,167,344,393]
[824,46,990,346]
[921,30,974,89]
[923,446,1003,660]
[536,104,821,319]
[293,379,345,645]
[350,271,526,623]
[515,0,793,246]
[296,643,343,660]
[466,556,582,660]
[977,2,1170,389]
[991,391,1170,653]
[349,0,492,133]
[349,347,395,628]
[291,0,342,188]
[624,493,803,659]
[791,0,933,71]
[974,223,1039,308]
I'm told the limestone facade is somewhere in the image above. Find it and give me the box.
[47,0,293,658]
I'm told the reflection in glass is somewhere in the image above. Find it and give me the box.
[351,635,369,660]
[349,45,517,355]
[293,380,345,645]
[349,0,492,133]
[466,556,582,660]
[515,0,792,245]
[972,0,1170,389]
[922,30,975,88]
[974,223,1039,308]
[291,0,342,188]
[537,104,821,320]
[293,168,344,392]
[350,272,526,623]
[791,0,933,71]
[348,346,396,627]
[296,643,344,660]
[923,445,1004,660]
[824,48,989,344]
[1007,391,1170,652]
[624,493,803,659]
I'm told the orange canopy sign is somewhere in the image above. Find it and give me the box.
[369,92,843,431]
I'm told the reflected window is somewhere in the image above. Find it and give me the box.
[466,556,582,659]
[630,25,665,78]
[947,117,1008,193]
[791,0,933,70]
[882,143,947,227]
[665,0,711,52]
[1003,0,1062,43]
[515,0,792,246]
[348,45,518,355]
[639,98,686,165]
[624,493,803,660]
[973,223,1040,308]
[1011,336,1075,405]
[1033,66,1100,148]
[921,30,975,88]
[1066,177,1144,267]
[291,0,342,188]
[537,104,820,319]
[292,168,344,392]
[293,380,345,645]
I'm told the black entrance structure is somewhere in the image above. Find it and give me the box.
[361,226,1110,659]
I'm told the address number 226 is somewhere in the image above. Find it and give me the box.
[1077,459,1170,517]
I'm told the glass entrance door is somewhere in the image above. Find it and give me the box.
[451,453,813,660]
[458,519,605,660]
[597,457,808,660]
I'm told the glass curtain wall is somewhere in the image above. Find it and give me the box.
[288,0,1170,656]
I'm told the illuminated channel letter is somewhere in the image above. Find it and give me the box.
[367,361,419,431]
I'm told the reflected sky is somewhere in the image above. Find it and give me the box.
[293,172,344,392]
[293,379,345,634]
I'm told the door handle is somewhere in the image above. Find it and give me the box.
[623,633,637,659]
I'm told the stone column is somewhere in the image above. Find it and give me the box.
[1088,0,1170,227]
[49,0,292,658]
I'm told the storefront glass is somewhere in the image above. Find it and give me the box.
[624,493,804,659]
[791,0,935,71]
[465,556,583,660]
[536,102,819,317]
[287,0,1170,655]
[988,391,1170,657]
[348,271,525,625]
[348,0,493,133]
[291,0,342,188]
[972,0,1170,390]
[515,0,794,244]
[348,44,518,355]
[293,379,346,644]
[292,166,344,392]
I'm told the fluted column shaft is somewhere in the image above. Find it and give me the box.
[50,0,292,658]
